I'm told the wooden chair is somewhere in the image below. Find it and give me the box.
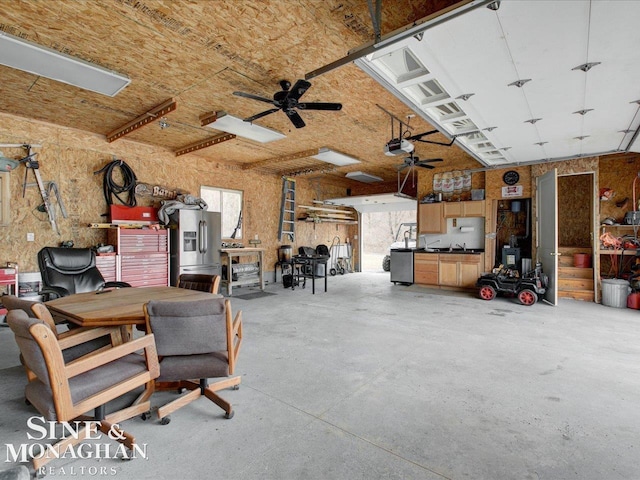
[177,273,221,294]
[143,297,242,423]
[2,296,118,376]
[6,309,159,471]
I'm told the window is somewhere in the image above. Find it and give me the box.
[200,186,243,240]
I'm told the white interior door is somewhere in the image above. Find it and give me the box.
[537,168,558,305]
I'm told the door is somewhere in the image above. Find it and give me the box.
[176,209,201,267]
[537,168,558,305]
[201,211,221,266]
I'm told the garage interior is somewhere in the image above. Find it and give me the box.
[0,1,640,479]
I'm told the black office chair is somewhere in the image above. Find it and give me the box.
[37,247,130,301]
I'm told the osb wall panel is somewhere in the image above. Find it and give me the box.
[598,153,640,224]
[558,174,592,247]
[0,112,354,275]
[485,166,532,200]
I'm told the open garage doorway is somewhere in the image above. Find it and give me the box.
[362,210,417,272]
[325,193,418,273]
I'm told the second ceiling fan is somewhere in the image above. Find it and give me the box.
[397,153,443,171]
[233,79,342,129]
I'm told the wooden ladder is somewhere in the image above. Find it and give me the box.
[278,177,296,241]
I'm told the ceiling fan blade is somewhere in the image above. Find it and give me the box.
[233,91,277,105]
[285,109,306,128]
[297,102,342,111]
[418,158,443,164]
[286,79,311,102]
[416,163,435,169]
[243,108,280,123]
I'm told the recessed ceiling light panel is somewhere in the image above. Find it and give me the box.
[205,111,285,143]
[0,31,130,96]
[313,148,361,166]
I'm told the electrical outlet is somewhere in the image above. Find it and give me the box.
[26,232,35,242]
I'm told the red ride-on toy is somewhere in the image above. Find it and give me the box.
[476,263,547,306]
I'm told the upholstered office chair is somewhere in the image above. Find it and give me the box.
[177,273,221,294]
[37,247,130,300]
[7,309,159,471]
[143,297,242,424]
[2,296,114,384]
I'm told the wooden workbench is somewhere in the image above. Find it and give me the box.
[220,248,265,296]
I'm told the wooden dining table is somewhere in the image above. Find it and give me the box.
[45,286,222,328]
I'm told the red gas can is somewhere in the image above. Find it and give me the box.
[627,292,640,309]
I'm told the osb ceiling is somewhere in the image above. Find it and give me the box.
[0,0,480,191]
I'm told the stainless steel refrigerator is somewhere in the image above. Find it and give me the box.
[168,209,221,286]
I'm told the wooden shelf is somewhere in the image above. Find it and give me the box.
[298,204,356,225]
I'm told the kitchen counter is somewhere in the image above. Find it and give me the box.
[413,248,484,255]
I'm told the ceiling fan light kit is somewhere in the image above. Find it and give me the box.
[0,31,130,97]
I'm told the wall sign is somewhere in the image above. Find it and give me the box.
[502,185,523,198]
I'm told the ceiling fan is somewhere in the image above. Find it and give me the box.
[233,79,342,129]
[397,153,443,171]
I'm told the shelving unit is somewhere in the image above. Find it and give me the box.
[298,205,357,225]
[220,247,265,296]
[598,224,640,254]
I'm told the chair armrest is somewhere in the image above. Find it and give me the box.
[64,334,159,380]
[230,310,243,372]
[39,286,69,301]
[57,326,121,350]
[104,281,131,289]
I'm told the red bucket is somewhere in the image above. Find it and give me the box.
[627,292,640,309]
[573,253,592,268]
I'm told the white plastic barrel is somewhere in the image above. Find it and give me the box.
[601,279,630,308]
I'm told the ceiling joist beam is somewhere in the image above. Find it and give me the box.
[242,148,320,170]
[174,133,236,157]
[106,98,177,143]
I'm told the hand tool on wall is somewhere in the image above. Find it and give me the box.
[19,145,67,234]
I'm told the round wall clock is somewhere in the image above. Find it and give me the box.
[503,170,520,185]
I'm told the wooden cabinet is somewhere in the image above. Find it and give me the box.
[103,228,169,287]
[443,201,485,218]
[417,253,484,288]
[419,203,445,234]
[459,256,483,288]
[414,253,439,285]
[438,257,459,286]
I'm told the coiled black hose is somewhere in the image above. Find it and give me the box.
[94,159,137,207]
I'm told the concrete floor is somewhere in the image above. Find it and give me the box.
[1,272,640,479]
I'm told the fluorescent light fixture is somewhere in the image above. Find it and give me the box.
[312,147,361,166]
[0,31,130,97]
[205,111,285,143]
[345,171,383,183]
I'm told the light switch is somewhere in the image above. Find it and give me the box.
[27,232,35,241]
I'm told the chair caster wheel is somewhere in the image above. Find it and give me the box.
[160,416,171,425]
[224,410,234,419]
[233,384,240,390]
[141,411,151,421]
